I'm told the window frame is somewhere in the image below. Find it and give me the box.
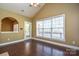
[36,14,65,41]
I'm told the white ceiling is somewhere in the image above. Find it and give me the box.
[0,3,45,18]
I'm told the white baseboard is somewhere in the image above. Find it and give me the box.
[0,37,79,50]
[32,37,79,50]
[0,38,31,46]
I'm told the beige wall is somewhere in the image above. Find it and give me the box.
[0,8,31,44]
[32,3,79,47]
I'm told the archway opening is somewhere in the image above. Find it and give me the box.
[1,17,19,32]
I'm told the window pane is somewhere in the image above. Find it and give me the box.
[61,34,64,40]
[52,28,59,33]
[44,28,51,33]
[37,33,43,37]
[44,19,51,28]
[43,28,51,38]
[52,16,64,28]
[36,21,43,28]
[52,33,60,39]
[52,15,64,40]
[43,33,51,38]
[52,28,63,33]
[52,33,64,40]
[37,29,43,37]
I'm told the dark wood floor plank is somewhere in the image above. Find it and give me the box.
[0,39,79,56]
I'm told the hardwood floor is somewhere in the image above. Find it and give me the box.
[0,39,79,56]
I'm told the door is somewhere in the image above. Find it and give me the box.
[24,21,31,39]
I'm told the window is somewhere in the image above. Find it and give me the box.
[52,15,64,40]
[43,19,52,38]
[36,14,65,41]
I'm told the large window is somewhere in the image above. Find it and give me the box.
[36,14,65,41]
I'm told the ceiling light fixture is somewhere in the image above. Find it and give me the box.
[29,3,40,7]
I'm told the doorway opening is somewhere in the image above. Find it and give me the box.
[24,21,32,39]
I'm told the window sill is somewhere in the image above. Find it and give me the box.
[36,36,65,42]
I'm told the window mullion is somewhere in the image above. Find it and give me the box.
[42,20,44,37]
[51,18,53,39]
